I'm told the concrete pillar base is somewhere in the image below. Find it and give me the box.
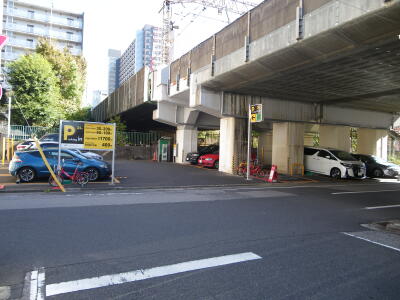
[357,128,388,160]
[319,125,351,152]
[272,122,304,174]
[258,131,272,165]
[219,117,247,174]
[176,125,198,163]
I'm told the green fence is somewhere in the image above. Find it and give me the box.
[0,124,161,146]
[117,131,161,146]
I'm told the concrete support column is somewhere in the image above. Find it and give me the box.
[258,131,272,165]
[176,125,198,163]
[319,125,351,151]
[219,117,247,174]
[357,128,388,160]
[272,122,305,174]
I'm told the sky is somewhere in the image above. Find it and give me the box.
[34,0,261,106]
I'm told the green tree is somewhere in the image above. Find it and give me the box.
[109,116,128,146]
[66,107,93,121]
[36,39,87,115]
[7,53,61,126]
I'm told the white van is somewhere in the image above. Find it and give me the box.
[304,147,366,179]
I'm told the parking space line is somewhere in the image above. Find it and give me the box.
[365,204,400,210]
[343,232,400,253]
[332,189,400,195]
[46,252,261,297]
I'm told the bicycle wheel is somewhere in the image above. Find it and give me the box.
[76,172,89,187]
[49,174,63,187]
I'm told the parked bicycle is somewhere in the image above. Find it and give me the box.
[49,160,90,187]
[237,160,268,178]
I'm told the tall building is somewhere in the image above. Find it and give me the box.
[134,24,162,74]
[107,48,121,94]
[113,24,163,87]
[118,40,135,85]
[1,0,84,72]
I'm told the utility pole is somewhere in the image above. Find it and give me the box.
[160,0,259,64]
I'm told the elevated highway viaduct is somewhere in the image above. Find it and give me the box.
[93,0,400,174]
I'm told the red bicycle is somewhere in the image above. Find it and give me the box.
[49,162,89,187]
[237,161,267,178]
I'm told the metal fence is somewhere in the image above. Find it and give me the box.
[0,124,58,140]
[0,124,161,146]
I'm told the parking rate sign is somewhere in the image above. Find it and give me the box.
[83,123,115,150]
[250,104,263,123]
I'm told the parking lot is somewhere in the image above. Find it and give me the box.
[1,158,399,193]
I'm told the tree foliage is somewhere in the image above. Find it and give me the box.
[6,39,87,126]
[7,54,61,126]
[66,107,93,122]
[36,39,87,115]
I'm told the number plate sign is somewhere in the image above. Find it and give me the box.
[84,123,115,150]
[250,104,263,123]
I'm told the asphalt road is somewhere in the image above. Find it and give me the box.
[1,182,400,299]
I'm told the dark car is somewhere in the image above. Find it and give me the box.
[9,149,111,182]
[352,154,400,178]
[186,144,219,164]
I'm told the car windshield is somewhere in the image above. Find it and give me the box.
[330,150,356,161]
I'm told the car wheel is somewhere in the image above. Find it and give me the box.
[85,167,99,181]
[372,168,383,178]
[330,168,341,179]
[214,160,219,169]
[18,167,36,183]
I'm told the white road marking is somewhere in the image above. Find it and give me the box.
[365,204,400,210]
[332,189,400,195]
[29,268,45,300]
[46,252,261,297]
[343,232,400,253]
[29,270,38,300]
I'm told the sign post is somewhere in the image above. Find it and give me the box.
[247,104,263,180]
[59,120,116,184]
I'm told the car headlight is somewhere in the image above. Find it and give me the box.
[341,163,352,168]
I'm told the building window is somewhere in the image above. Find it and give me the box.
[66,31,73,40]
[67,17,74,26]
[28,10,34,18]
[27,24,34,33]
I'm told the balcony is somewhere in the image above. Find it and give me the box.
[3,23,83,43]
[4,9,83,29]
[7,37,37,50]
[1,52,22,61]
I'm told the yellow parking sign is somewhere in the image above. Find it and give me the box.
[83,123,115,150]
[250,104,263,123]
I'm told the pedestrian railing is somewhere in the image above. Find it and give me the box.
[0,124,161,146]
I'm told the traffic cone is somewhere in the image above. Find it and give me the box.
[267,165,278,183]
[152,151,157,162]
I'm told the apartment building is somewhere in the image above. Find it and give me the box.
[1,0,84,71]
[110,24,163,90]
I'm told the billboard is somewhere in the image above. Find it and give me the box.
[60,121,115,150]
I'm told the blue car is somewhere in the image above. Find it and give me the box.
[9,149,111,183]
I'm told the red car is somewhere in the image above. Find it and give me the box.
[198,153,219,169]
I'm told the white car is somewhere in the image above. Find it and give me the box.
[304,147,366,179]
